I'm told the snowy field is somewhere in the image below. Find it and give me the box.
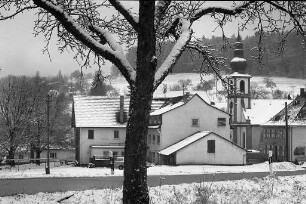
[0,162,306,203]
[111,73,306,97]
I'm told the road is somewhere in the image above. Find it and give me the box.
[0,170,305,197]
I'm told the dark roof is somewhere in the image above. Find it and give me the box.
[263,94,306,126]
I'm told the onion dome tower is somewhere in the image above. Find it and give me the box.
[227,31,252,149]
[230,32,247,74]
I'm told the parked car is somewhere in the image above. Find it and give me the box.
[115,157,124,170]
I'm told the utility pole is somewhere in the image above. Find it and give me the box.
[46,94,50,174]
[285,102,289,162]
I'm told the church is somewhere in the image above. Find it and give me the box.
[225,33,291,155]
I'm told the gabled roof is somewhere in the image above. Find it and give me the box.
[150,94,229,116]
[73,96,165,127]
[159,131,246,156]
[263,94,306,126]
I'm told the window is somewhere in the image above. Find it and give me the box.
[148,134,151,144]
[157,135,160,145]
[114,130,119,139]
[153,135,155,144]
[88,130,94,139]
[113,151,118,158]
[18,154,23,159]
[103,151,108,157]
[240,80,245,93]
[217,118,226,126]
[207,140,215,153]
[192,119,199,127]
[50,153,57,158]
[121,151,124,156]
[294,146,305,156]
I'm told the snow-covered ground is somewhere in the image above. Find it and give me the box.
[0,162,305,203]
[0,161,304,179]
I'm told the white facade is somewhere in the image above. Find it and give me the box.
[176,133,246,165]
[160,95,230,149]
[79,127,126,164]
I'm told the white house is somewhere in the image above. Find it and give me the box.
[159,131,246,165]
[73,93,247,165]
[72,95,165,164]
[147,93,234,164]
[261,88,306,162]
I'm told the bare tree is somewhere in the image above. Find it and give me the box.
[0,76,33,165]
[27,74,72,165]
[1,1,306,203]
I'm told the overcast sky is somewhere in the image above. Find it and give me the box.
[0,1,253,77]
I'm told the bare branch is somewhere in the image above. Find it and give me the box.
[155,0,171,28]
[108,0,139,32]
[191,1,255,23]
[0,5,37,21]
[32,0,136,85]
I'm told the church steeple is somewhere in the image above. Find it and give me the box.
[230,31,247,74]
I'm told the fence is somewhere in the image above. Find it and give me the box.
[1,158,63,171]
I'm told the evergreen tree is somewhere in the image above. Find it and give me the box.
[89,70,107,96]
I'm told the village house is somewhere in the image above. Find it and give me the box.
[261,88,306,162]
[72,93,247,165]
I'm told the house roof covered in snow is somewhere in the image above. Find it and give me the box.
[159,131,246,156]
[263,92,306,126]
[150,94,229,116]
[244,99,292,125]
[73,96,165,127]
[214,99,292,125]
[73,93,228,128]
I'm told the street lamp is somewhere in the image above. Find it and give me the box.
[45,90,59,175]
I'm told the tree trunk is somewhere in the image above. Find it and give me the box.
[35,149,41,165]
[8,147,15,167]
[30,143,35,163]
[123,1,156,204]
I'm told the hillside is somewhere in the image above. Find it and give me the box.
[111,32,306,79]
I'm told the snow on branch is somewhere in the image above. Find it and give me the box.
[108,0,139,32]
[89,25,136,81]
[190,1,254,23]
[154,19,192,89]
[33,0,136,84]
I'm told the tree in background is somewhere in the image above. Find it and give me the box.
[193,79,214,93]
[27,73,72,165]
[263,77,277,95]
[0,76,33,165]
[89,70,119,96]
[178,79,192,95]
[250,82,269,99]
[272,89,287,99]
[2,1,306,203]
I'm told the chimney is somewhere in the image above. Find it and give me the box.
[300,88,305,97]
[183,92,190,103]
[210,101,215,105]
[119,95,124,123]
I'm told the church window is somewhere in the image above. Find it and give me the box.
[240,80,245,93]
